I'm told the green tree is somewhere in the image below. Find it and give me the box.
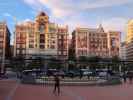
[68,48,76,61]
[27,57,44,70]
[111,56,120,71]
[78,56,88,62]
[87,56,101,70]
[11,56,25,72]
[47,57,63,70]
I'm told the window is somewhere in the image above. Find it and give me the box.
[22,50,25,54]
[50,45,55,49]
[58,35,62,39]
[0,43,3,48]
[40,34,44,38]
[0,49,3,53]
[22,44,26,48]
[17,50,20,54]
[40,39,45,43]
[40,45,44,49]
[63,51,67,55]
[0,32,3,37]
[53,40,55,43]
[29,33,34,37]
[16,44,20,48]
[58,51,61,55]
[111,38,116,47]
[39,25,44,33]
[29,44,34,48]
[29,39,34,43]
[0,38,3,42]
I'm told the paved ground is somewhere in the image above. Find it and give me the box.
[0,80,17,100]
[1,79,133,100]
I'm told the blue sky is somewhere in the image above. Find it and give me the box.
[0,0,133,44]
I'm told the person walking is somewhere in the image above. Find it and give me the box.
[128,71,133,84]
[53,74,60,95]
[123,72,127,83]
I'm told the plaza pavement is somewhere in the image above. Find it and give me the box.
[0,79,17,100]
[1,79,133,100]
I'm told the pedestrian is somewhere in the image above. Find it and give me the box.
[123,72,127,83]
[53,74,60,95]
[128,71,133,84]
[79,70,83,79]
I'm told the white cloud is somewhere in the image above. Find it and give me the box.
[102,17,127,32]
[60,17,128,41]
[17,18,33,25]
[102,17,128,41]
[3,13,12,17]
[23,0,130,41]
[23,0,132,17]
[23,0,43,11]
[83,0,132,9]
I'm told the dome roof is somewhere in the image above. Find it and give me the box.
[38,12,47,16]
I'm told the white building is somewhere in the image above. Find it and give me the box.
[119,42,127,60]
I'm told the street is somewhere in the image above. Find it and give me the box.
[1,79,133,100]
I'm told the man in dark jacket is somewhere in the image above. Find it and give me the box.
[123,72,127,83]
[53,74,60,95]
[128,71,133,84]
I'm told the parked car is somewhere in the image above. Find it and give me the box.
[65,70,80,78]
[96,70,108,78]
[47,69,58,76]
[80,69,93,76]
[22,69,45,78]
[127,71,133,78]
[56,70,65,78]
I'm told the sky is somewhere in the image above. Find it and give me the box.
[0,0,133,44]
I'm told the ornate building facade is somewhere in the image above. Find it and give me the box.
[0,22,10,74]
[108,31,120,57]
[72,25,120,58]
[14,12,68,59]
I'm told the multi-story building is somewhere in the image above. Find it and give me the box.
[119,42,127,60]
[57,26,68,59]
[72,25,109,58]
[14,12,68,59]
[126,42,133,61]
[126,20,133,43]
[126,20,133,61]
[72,25,120,58]
[0,22,10,74]
[108,31,120,57]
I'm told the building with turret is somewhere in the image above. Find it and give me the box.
[14,12,68,59]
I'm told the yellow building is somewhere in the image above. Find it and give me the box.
[126,20,133,60]
[14,12,68,59]
[126,20,133,43]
